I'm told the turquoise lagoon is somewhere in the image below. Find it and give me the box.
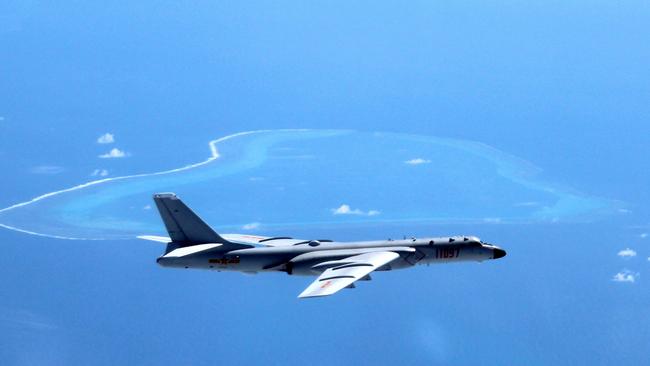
[0,130,614,240]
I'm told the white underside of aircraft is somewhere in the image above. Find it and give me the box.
[139,193,507,298]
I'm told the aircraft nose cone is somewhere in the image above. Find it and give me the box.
[493,248,507,259]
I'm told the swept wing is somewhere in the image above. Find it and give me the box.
[298,251,400,298]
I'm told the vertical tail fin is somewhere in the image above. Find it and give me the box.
[153,193,230,247]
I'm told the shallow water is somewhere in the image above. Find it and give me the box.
[0,130,616,240]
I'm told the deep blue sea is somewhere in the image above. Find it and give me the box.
[1,2,649,365]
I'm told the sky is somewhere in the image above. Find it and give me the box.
[1,1,650,365]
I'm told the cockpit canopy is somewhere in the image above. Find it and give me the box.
[448,235,483,246]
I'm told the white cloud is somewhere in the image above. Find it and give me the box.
[332,204,380,216]
[242,222,260,230]
[30,165,64,174]
[618,208,631,214]
[617,248,637,258]
[143,205,152,210]
[612,269,638,283]
[98,148,128,159]
[91,169,109,177]
[97,133,115,144]
[333,204,362,215]
[405,158,431,165]
[640,233,648,239]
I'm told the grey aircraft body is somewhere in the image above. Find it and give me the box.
[140,193,507,298]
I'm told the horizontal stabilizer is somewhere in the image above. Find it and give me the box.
[137,235,172,243]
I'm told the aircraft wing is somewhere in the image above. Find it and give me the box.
[298,251,401,299]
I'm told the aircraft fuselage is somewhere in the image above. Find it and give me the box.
[146,193,507,297]
[157,236,505,276]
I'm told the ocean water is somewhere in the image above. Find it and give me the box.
[2,2,649,363]
[0,130,616,240]
[0,128,647,366]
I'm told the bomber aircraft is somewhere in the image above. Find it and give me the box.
[139,193,507,298]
